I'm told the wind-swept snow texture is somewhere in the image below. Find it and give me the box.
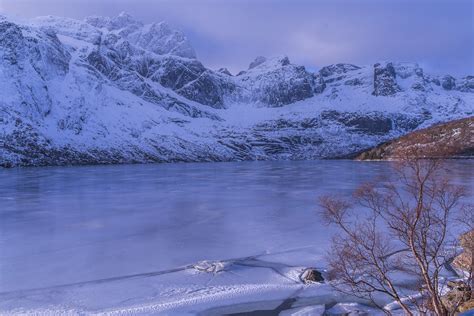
[0,13,473,167]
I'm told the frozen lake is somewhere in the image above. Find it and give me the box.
[0,160,472,315]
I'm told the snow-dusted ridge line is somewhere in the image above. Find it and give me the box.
[0,13,472,167]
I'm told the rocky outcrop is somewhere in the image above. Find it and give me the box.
[356,117,474,160]
[453,230,474,273]
[442,281,472,314]
[319,63,360,77]
[237,56,325,106]
[300,268,324,284]
[457,76,474,93]
[217,68,232,76]
[372,62,401,96]
[248,56,267,69]
[442,75,456,90]
[321,111,395,135]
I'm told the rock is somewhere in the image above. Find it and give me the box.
[431,78,441,86]
[459,299,474,313]
[300,268,324,283]
[321,111,393,135]
[127,21,196,59]
[442,281,472,314]
[442,75,456,90]
[193,260,228,273]
[218,67,232,76]
[372,62,401,96]
[156,57,234,108]
[238,56,317,106]
[393,62,423,79]
[345,78,364,86]
[249,56,267,69]
[319,63,361,77]
[457,76,474,92]
[453,230,474,272]
[313,73,326,93]
[412,82,426,91]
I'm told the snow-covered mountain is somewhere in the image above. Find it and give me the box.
[0,13,472,167]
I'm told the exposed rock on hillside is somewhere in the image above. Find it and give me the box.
[356,117,474,160]
[373,62,401,96]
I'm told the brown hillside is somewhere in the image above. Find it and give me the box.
[357,117,474,160]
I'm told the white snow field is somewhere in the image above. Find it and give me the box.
[0,160,472,315]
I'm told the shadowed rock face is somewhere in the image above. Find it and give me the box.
[372,62,401,96]
[321,111,395,135]
[218,68,232,76]
[248,56,267,69]
[319,63,361,77]
[457,76,474,92]
[236,56,326,107]
[442,75,456,90]
[157,57,233,108]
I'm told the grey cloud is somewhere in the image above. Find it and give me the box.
[2,0,473,75]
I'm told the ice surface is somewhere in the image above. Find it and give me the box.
[0,161,472,315]
[0,160,472,314]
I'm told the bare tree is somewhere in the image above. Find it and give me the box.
[319,158,472,315]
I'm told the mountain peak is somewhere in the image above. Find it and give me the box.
[247,55,290,72]
[249,56,267,69]
[84,12,142,31]
[108,12,142,30]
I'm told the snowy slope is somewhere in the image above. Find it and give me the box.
[0,13,472,167]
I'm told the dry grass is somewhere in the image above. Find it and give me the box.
[357,116,474,160]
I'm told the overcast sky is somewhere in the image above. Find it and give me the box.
[1,0,472,75]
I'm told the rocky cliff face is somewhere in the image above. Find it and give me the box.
[0,13,473,167]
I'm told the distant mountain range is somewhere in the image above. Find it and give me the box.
[0,12,472,167]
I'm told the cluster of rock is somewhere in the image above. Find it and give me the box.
[443,230,474,314]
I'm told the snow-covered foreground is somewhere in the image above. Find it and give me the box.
[0,160,472,315]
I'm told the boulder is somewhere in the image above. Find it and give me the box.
[300,268,324,283]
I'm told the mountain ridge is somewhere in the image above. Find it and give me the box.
[0,13,472,167]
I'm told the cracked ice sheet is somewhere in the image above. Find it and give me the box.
[0,248,330,315]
